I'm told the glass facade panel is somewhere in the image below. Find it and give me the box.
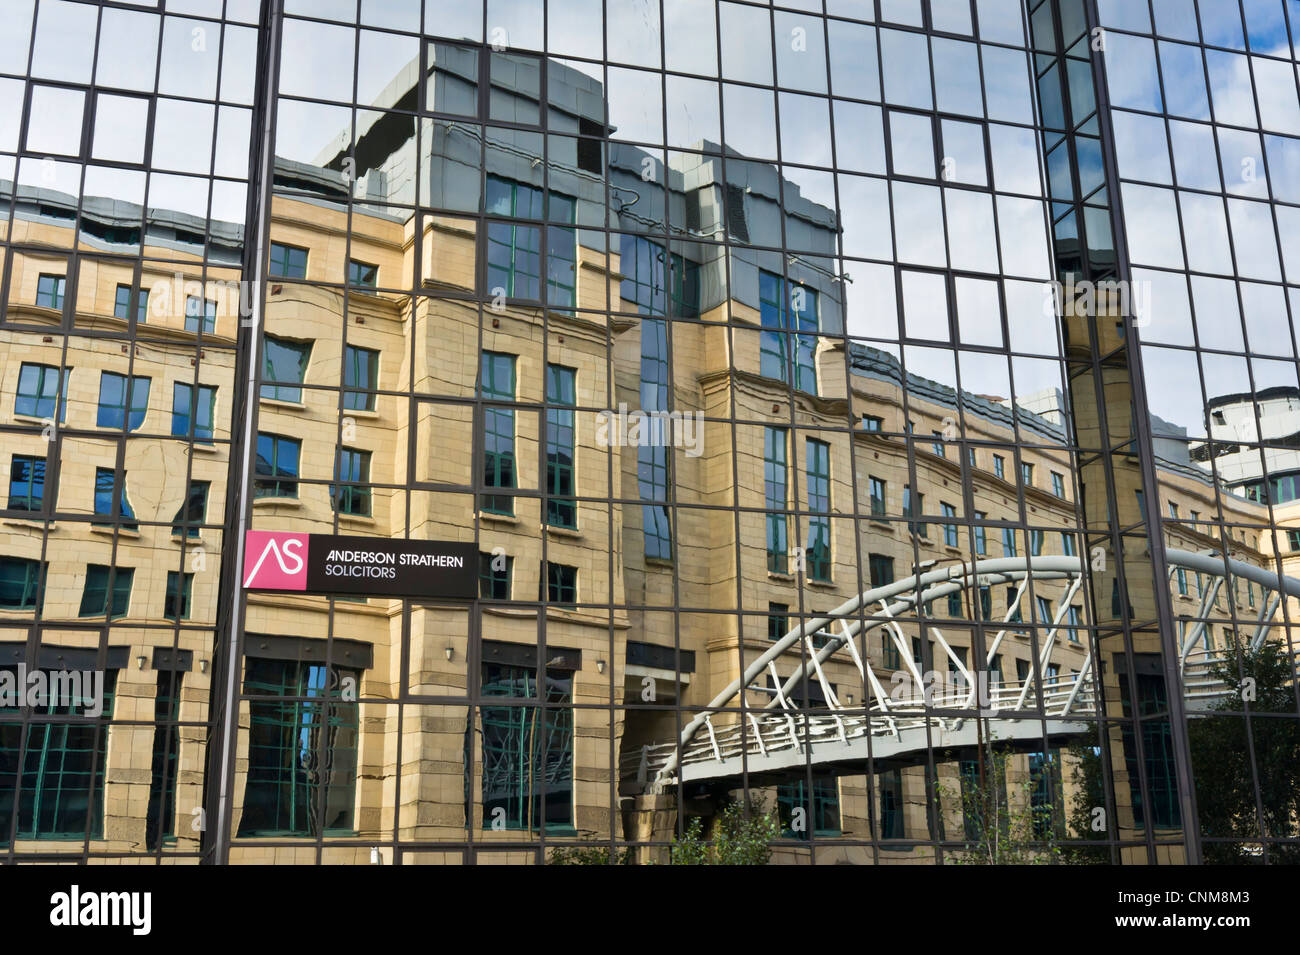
[0,0,1294,873]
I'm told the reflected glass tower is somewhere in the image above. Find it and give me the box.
[0,0,1296,865]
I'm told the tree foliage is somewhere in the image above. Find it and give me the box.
[1188,639,1300,863]
[546,841,634,865]
[670,798,781,865]
[938,744,1061,865]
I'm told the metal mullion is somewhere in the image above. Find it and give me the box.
[206,0,282,864]
[1083,0,1204,864]
[872,2,943,861]
[1212,0,1293,863]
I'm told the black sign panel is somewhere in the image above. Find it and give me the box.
[242,530,477,599]
[306,535,478,599]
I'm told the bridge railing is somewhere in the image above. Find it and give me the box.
[628,548,1300,791]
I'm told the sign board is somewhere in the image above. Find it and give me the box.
[243,531,477,599]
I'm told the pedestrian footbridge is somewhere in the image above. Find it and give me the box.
[622,549,1300,792]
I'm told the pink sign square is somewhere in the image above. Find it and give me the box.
[243,530,310,590]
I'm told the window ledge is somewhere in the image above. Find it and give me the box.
[546,524,581,539]
[767,571,795,583]
[337,513,377,526]
[11,413,58,428]
[190,441,223,454]
[478,510,519,525]
[644,556,675,569]
[253,496,303,508]
[805,578,836,589]
[342,407,380,419]
[869,519,893,532]
[258,398,308,411]
[90,525,140,538]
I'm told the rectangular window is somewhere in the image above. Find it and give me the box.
[869,476,886,517]
[184,295,217,334]
[1006,585,1023,623]
[343,345,379,411]
[759,269,818,393]
[473,659,573,831]
[171,481,209,538]
[481,351,516,515]
[545,364,577,528]
[36,273,65,309]
[1036,595,1053,624]
[1176,566,1188,595]
[145,671,182,849]
[0,667,117,840]
[0,558,43,610]
[974,512,987,555]
[261,336,312,402]
[778,777,841,839]
[947,591,963,617]
[941,502,958,547]
[8,455,45,511]
[765,427,788,573]
[478,551,512,600]
[1066,605,1082,643]
[164,571,193,620]
[881,634,901,670]
[96,372,150,431]
[1030,529,1044,556]
[904,485,926,537]
[545,562,577,605]
[15,363,69,422]
[1050,471,1065,497]
[171,382,216,441]
[268,242,308,278]
[879,768,904,839]
[254,434,301,498]
[331,447,372,517]
[1020,461,1034,486]
[1060,532,1076,556]
[1028,751,1062,839]
[348,259,378,289]
[993,454,1005,479]
[869,553,894,587]
[238,659,359,836]
[806,439,831,581]
[618,234,700,318]
[863,415,883,432]
[767,602,789,641]
[1002,527,1017,556]
[93,467,137,529]
[486,175,576,306]
[1119,672,1179,829]
[114,283,147,323]
[78,564,133,619]
[639,317,673,560]
[931,431,945,457]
